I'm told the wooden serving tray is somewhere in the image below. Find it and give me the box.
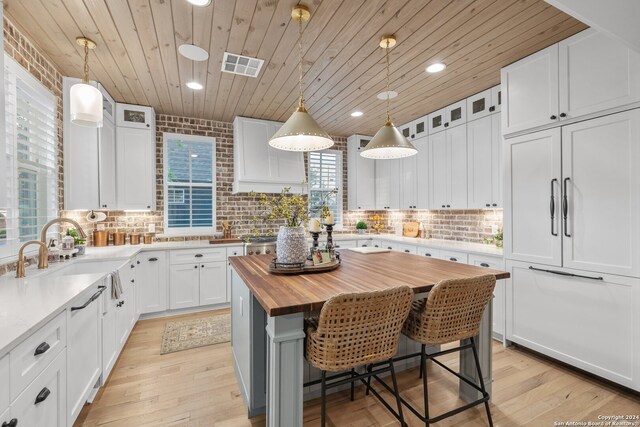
[269,258,341,275]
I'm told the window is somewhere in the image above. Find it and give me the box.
[163,133,216,235]
[308,150,342,228]
[1,54,58,259]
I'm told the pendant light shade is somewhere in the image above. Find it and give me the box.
[269,105,334,151]
[269,5,333,152]
[360,120,417,159]
[70,37,103,128]
[361,35,416,159]
[70,83,103,127]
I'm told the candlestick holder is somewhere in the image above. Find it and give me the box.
[308,231,320,260]
[324,224,336,260]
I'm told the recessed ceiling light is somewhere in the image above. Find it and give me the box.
[377,90,398,100]
[186,81,203,90]
[351,111,363,117]
[186,0,211,6]
[178,44,209,61]
[426,62,446,73]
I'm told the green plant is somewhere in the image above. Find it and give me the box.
[484,228,503,248]
[355,221,368,230]
[68,227,86,246]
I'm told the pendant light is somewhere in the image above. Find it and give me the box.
[268,5,333,152]
[361,35,417,159]
[70,37,103,128]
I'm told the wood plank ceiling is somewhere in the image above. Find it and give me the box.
[5,0,587,136]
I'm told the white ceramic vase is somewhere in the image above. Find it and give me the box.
[276,226,307,264]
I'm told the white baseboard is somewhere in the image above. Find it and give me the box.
[139,303,230,320]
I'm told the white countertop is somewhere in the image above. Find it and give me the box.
[0,272,106,354]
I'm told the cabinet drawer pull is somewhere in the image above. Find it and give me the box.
[449,257,457,262]
[404,250,410,253]
[2,418,18,427]
[130,279,135,283]
[387,246,393,250]
[201,265,205,268]
[550,115,557,120]
[34,342,50,356]
[149,257,158,262]
[34,387,50,405]
[71,286,106,311]
[559,112,567,118]
[480,263,490,268]
[424,253,431,257]
[335,245,341,248]
[195,254,203,258]
[374,245,379,248]
[361,244,368,247]
[528,266,603,281]
[136,260,140,265]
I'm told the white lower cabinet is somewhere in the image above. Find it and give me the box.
[11,350,67,427]
[506,260,640,391]
[0,408,11,427]
[101,293,118,383]
[115,261,137,350]
[0,355,9,421]
[136,251,168,314]
[169,264,201,309]
[333,240,358,250]
[67,285,103,425]
[199,262,227,306]
[438,250,468,264]
[469,255,506,340]
[416,247,440,258]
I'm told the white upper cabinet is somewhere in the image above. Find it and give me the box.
[502,29,640,137]
[491,113,502,207]
[491,85,502,113]
[445,100,467,129]
[63,77,100,210]
[400,148,418,209]
[559,29,640,120]
[467,116,493,208]
[233,117,305,193]
[98,86,116,209]
[347,135,375,210]
[415,137,430,209]
[116,103,153,129]
[561,109,640,277]
[375,159,400,210]
[116,104,156,210]
[398,122,412,141]
[467,89,492,122]
[429,131,448,209]
[429,125,467,210]
[99,83,115,123]
[504,128,562,266]
[428,107,446,134]
[501,44,560,135]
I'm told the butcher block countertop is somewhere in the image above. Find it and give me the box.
[228,250,510,317]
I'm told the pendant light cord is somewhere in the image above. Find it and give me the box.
[298,8,304,108]
[83,41,90,84]
[385,39,391,124]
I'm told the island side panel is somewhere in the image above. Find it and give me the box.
[266,313,305,427]
[459,300,493,402]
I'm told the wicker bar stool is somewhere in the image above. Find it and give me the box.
[367,274,496,426]
[304,286,414,427]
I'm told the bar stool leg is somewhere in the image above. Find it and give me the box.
[388,360,407,427]
[421,347,430,426]
[350,369,356,401]
[419,344,426,379]
[470,337,494,427]
[321,370,327,427]
[365,364,372,396]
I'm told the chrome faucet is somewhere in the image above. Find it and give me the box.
[16,241,48,278]
[39,218,87,269]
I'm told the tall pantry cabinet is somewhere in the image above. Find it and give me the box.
[501,27,640,392]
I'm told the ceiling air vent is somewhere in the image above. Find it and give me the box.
[221,52,264,78]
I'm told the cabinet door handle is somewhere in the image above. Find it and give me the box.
[424,253,431,257]
[195,254,203,258]
[374,245,379,248]
[446,205,451,208]
[130,264,135,268]
[563,177,571,237]
[449,257,457,262]
[130,279,135,283]
[485,203,490,207]
[194,265,198,269]
[550,178,558,236]
[2,418,18,427]
[361,244,368,247]
[489,106,495,112]
[444,122,449,127]
[71,286,106,311]
[550,115,557,120]
[559,113,567,118]
[528,266,603,281]
[480,263,490,268]
[34,342,50,356]
[34,387,51,405]
[387,246,393,250]
[492,203,497,207]
[404,249,410,253]
[149,257,158,262]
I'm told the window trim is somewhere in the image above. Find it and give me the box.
[162,132,216,236]
[307,149,343,230]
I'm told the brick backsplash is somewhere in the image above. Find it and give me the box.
[0,15,503,277]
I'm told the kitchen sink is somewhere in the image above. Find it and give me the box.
[45,260,128,278]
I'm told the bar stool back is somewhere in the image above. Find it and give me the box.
[305,285,414,426]
[395,274,496,426]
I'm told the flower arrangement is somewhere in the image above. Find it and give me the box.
[369,215,385,234]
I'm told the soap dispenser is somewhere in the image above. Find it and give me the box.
[61,230,75,250]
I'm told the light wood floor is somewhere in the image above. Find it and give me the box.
[75,310,639,426]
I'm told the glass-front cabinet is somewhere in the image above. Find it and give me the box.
[446,99,467,128]
[116,103,154,129]
[467,89,492,121]
[428,107,446,134]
